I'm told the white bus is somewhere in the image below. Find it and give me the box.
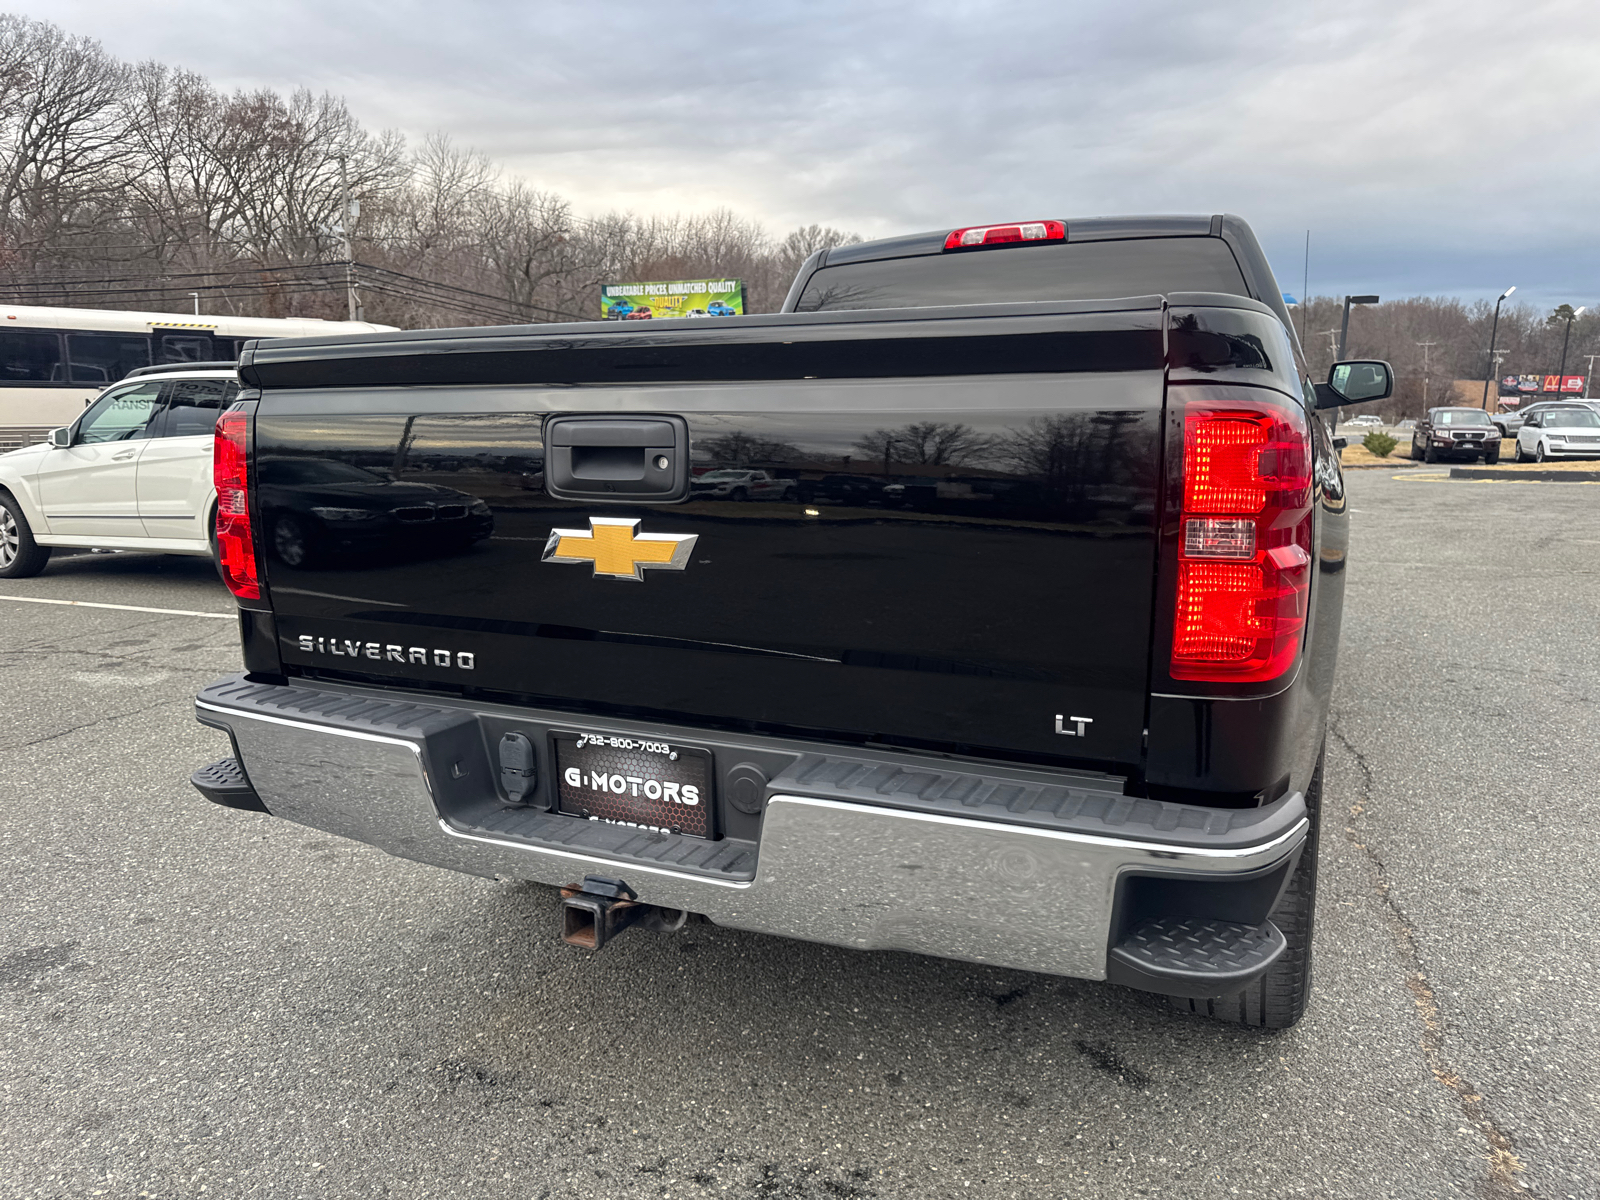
[0,304,395,447]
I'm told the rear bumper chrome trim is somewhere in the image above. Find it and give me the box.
[197,679,1309,981]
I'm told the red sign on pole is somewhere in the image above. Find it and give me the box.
[1543,375,1561,393]
[1561,375,1585,393]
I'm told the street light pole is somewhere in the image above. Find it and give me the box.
[1336,294,1380,360]
[1481,286,1515,410]
[1556,306,1586,398]
[1330,296,1379,431]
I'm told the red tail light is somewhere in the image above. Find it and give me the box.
[1171,397,1312,683]
[214,408,260,600]
[943,220,1065,250]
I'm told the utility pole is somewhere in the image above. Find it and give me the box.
[189,291,200,316]
[338,156,363,322]
[1488,348,1511,406]
[1585,354,1599,399]
[1416,340,1437,408]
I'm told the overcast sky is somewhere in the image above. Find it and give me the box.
[19,0,1600,310]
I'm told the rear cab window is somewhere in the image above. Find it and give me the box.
[793,238,1251,312]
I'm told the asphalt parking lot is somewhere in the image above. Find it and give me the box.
[2,470,1597,1200]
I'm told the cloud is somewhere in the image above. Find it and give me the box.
[16,0,1600,307]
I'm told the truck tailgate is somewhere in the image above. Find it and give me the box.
[244,307,1166,768]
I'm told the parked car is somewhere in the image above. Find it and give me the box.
[1409,407,1501,463]
[1514,407,1600,462]
[0,362,238,577]
[706,301,738,317]
[1393,418,1416,431]
[797,473,888,505]
[1494,400,1589,437]
[256,457,493,568]
[689,468,796,501]
[1343,414,1384,428]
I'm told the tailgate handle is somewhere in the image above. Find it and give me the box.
[545,415,689,502]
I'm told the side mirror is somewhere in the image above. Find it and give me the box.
[48,426,72,448]
[1314,360,1395,410]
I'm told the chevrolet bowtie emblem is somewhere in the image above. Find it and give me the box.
[542,517,698,581]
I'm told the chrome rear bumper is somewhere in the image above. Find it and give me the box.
[197,675,1308,983]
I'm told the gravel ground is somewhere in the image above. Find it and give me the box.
[1,475,1596,1200]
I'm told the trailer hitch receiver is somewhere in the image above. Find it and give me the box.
[559,875,687,950]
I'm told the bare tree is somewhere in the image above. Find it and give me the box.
[854,421,992,466]
[0,15,133,252]
[697,431,802,466]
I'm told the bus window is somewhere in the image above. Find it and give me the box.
[161,334,213,363]
[66,333,151,383]
[0,331,64,382]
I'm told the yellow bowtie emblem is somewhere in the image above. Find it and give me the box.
[541,517,698,581]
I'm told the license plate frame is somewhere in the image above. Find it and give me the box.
[552,731,715,839]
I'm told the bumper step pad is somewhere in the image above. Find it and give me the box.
[1106,916,1286,999]
[190,756,268,813]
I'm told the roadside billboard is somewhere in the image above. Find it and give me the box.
[601,279,745,321]
[1538,375,1587,394]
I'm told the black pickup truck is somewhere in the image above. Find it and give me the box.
[192,214,1392,1029]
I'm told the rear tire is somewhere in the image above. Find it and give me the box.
[0,492,51,578]
[1485,450,1500,465]
[729,487,749,503]
[1168,742,1323,1030]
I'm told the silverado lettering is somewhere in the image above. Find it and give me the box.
[295,634,474,669]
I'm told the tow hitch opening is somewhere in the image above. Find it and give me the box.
[559,874,689,950]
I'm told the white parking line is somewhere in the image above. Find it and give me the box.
[0,595,235,620]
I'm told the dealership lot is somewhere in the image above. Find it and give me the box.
[1,472,1596,1200]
